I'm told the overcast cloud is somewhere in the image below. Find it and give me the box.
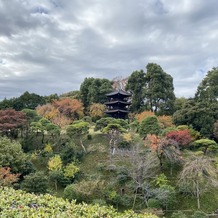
[0,0,218,100]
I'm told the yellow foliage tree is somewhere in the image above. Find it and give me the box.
[135,111,155,123]
[89,103,106,119]
[48,155,62,171]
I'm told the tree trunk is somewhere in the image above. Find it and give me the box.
[196,180,200,209]
[80,137,86,152]
[132,188,138,209]
[55,180,58,191]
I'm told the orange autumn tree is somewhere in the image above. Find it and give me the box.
[36,104,59,121]
[145,134,182,171]
[53,98,84,121]
[36,103,71,128]
[135,111,155,123]
[0,167,20,186]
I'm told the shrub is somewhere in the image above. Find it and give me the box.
[148,198,161,208]
[21,171,49,194]
[191,211,207,218]
[171,211,187,218]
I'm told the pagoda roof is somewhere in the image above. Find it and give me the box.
[105,100,131,105]
[106,89,131,97]
[105,109,129,114]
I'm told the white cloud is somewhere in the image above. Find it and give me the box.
[0,0,218,100]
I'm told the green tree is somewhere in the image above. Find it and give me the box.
[126,70,146,112]
[192,138,218,155]
[80,77,113,110]
[0,137,27,173]
[95,117,128,132]
[144,63,175,115]
[30,118,52,144]
[13,91,46,111]
[195,67,218,102]
[213,120,218,142]
[46,123,60,141]
[66,121,89,152]
[139,116,161,138]
[21,171,49,194]
[176,67,218,138]
[173,99,218,138]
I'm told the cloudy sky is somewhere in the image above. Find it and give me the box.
[0,0,218,100]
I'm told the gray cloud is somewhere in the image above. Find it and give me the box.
[0,0,218,100]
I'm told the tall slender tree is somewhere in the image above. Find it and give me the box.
[126,70,146,112]
[144,63,175,115]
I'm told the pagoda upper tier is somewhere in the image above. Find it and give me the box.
[104,89,131,119]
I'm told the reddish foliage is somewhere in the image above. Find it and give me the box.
[0,167,20,186]
[0,109,27,132]
[165,129,193,147]
[145,134,182,169]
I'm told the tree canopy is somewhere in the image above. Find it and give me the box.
[80,77,113,109]
[126,63,175,114]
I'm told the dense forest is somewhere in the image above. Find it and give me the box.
[0,63,218,217]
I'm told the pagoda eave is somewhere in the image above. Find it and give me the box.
[105,109,129,114]
[105,100,131,105]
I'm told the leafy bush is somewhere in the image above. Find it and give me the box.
[64,179,105,203]
[148,198,161,208]
[21,171,49,194]
[191,211,207,218]
[171,210,187,218]
[0,186,158,217]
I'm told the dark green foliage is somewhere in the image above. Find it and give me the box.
[64,179,105,203]
[49,170,71,189]
[0,97,14,109]
[21,171,49,194]
[191,211,207,218]
[95,117,128,132]
[174,67,218,138]
[126,63,176,114]
[44,93,59,103]
[80,77,113,109]
[13,91,46,111]
[147,198,161,208]
[171,211,187,218]
[22,109,41,123]
[174,97,188,112]
[87,134,92,140]
[118,141,131,149]
[144,63,176,115]
[139,116,161,138]
[195,67,218,102]
[213,120,218,142]
[173,99,218,138]
[0,137,27,173]
[60,142,83,165]
[103,123,126,133]
[126,70,146,112]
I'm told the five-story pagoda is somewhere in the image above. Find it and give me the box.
[105,89,131,119]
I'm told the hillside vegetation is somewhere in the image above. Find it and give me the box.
[1,64,218,217]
